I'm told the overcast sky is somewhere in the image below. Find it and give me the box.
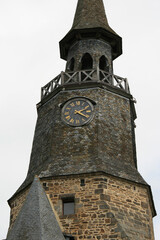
[0,0,159,239]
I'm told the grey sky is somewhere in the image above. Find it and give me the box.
[0,0,159,239]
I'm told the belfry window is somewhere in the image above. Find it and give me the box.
[67,58,75,71]
[81,53,93,70]
[99,55,109,72]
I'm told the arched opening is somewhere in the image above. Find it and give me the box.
[99,55,109,72]
[67,58,75,71]
[81,53,93,70]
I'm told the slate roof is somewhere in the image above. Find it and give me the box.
[59,0,122,60]
[7,177,65,240]
[13,156,148,198]
[71,0,116,34]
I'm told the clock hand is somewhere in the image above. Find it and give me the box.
[74,110,84,114]
[74,107,89,114]
[75,111,88,118]
[79,106,89,112]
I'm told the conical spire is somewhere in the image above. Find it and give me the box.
[72,0,116,34]
[60,0,122,60]
[7,177,65,240]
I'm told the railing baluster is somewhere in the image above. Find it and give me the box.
[125,78,129,93]
[97,67,100,81]
[50,81,54,92]
[41,70,130,99]
[61,71,64,85]
[79,71,81,83]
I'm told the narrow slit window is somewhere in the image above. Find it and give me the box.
[80,179,85,186]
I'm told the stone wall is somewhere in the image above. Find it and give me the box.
[42,174,154,239]
[9,173,154,239]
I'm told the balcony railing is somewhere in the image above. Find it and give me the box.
[41,68,130,100]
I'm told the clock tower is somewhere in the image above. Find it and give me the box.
[7,0,156,239]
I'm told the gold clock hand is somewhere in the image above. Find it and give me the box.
[74,106,89,115]
[76,111,88,118]
[74,110,79,114]
[79,108,86,113]
[74,110,85,115]
[79,106,89,112]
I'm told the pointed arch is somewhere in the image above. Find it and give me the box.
[81,53,93,70]
[99,55,109,72]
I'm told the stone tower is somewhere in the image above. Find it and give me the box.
[7,0,156,239]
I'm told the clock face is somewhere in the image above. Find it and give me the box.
[62,98,94,127]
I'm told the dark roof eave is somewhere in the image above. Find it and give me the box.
[59,27,122,60]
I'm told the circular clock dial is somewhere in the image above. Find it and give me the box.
[62,98,94,127]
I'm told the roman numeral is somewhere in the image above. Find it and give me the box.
[70,119,74,123]
[66,116,70,120]
[64,112,69,115]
